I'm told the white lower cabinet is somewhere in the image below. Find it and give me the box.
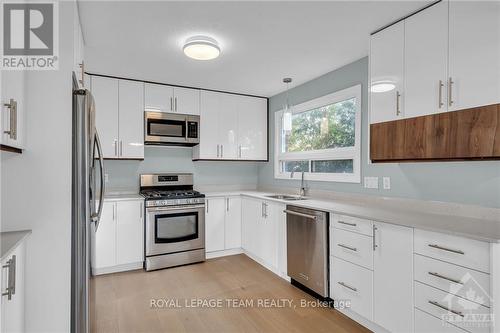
[205,196,242,254]
[330,256,373,321]
[415,308,467,333]
[92,199,144,275]
[1,240,27,333]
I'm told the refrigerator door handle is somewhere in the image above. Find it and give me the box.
[91,131,105,231]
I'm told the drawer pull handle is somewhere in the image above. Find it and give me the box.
[428,300,464,317]
[338,281,357,292]
[337,244,357,252]
[338,221,357,227]
[428,244,465,255]
[428,271,463,285]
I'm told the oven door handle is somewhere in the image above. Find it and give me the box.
[146,204,205,212]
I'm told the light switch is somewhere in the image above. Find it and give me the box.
[364,177,379,189]
[383,177,391,190]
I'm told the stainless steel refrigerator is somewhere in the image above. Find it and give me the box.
[71,85,105,333]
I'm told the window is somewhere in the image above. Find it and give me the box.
[274,85,361,182]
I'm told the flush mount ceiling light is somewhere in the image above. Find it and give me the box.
[371,81,396,93]
[183,36,220,60]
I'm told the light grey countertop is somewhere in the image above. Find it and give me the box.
[206,191,500,243]
[104,193,143,201]
[1,230,31,261]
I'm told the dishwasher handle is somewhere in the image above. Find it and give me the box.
[283,209,317,220]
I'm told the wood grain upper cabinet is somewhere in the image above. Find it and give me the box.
[236,95,268,160]
[448,1,500,111]
[404,1,448,118]
[92,76,119,158]
[118,80,144,159]
[370,21,404,124]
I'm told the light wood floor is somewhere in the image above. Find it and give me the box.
[91,254,371,333]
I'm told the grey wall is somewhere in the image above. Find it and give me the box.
[105,147,259,190]
[258,57,500,208]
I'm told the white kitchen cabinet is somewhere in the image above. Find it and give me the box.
[92,199,144,274]
[236,95,268,160]
[241,197,261,256]
[404,0,448,118]
[118,80,144,159]
[92,76,144,159]
[144,83,174,113]
[448,1,500,111]
[373,222,414,333]
[205,198,226,252]
[144,83,200,115]
[1,239,27,333]
[225,197,242,249]
[173,87,200,115]
[92,76,119,158]
[94,201,116,269]
[116,200,144,265]
[370,21,404,123]
[1,70,25,150]
[193,90,267,161]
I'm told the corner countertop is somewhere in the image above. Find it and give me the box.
[205,191,500,243]
[1,230,31,261]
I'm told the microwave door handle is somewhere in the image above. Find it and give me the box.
[91,131,106,231]
[185,118,188,140]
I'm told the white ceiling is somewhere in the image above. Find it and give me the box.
[79,1,430,97]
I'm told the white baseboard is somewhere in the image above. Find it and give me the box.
[92,261,143,276]
[242,249,290,282]
[336,308,389,333]
[206,248,243,259]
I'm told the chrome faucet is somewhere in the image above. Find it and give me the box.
[290,166,307,197]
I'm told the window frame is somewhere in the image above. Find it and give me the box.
[274,85,362,183]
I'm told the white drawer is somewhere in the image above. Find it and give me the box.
[415,281,491,333]
[330,256,373,321]
[331,228,373,270]
[332,214,373,236]
[414,229,490,273]
[415,308,468,333]
[414,254,491,307]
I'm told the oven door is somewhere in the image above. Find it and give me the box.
[144,111,199,145]
[146,205,205,256]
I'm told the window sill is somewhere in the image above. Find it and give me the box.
[274,173,360,184]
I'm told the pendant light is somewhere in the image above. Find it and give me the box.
[282,78,293,132]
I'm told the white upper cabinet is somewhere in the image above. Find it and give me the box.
[237,95,268,160]
[1,70,25,150]
[373,222,414,333]
[92,76,144,159]
[144,83,174,113]
[173,87,200,115]
[448,0,500,111]
[370,21,404,124]
[144,83,200,115]
[118,80,144,159]
[194,90,267,161]
[92,76,119,158]
[404,0,448,118]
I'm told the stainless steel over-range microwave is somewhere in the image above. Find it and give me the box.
[144,111,200,146]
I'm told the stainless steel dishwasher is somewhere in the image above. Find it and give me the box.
[285,205,329,297]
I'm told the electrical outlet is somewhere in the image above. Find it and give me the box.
[383,177,391,190]
[104,173,109,183]
[364,177,379,189]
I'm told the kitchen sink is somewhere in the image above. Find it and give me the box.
[265,194,307,201]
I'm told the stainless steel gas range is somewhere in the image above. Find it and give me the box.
[140,173,206,271]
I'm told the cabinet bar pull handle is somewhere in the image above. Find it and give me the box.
[206,200,209,213]
[2,255,16,300]
[114,139,118,156]
[119,141,123,156]
[174,97,177,111]
[428,271,463,285]
[396,91,401,116]
[338,220,356,227]
[3,99,17,140]
[170,97,173,111]
[338,281,357,292]
[226,198,229,212]
[428,300,463,317]
[221,145,223,158]
[216,145,219,158]
[448,77,454,107]
[337,244,357,252]
[438,80,444,108]
[428,244,465,255]
[373,225,377,251]
[238,145,242,158]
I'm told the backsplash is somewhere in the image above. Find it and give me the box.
[104,147,260,192]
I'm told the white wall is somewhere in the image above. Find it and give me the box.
[1,2,74,331]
